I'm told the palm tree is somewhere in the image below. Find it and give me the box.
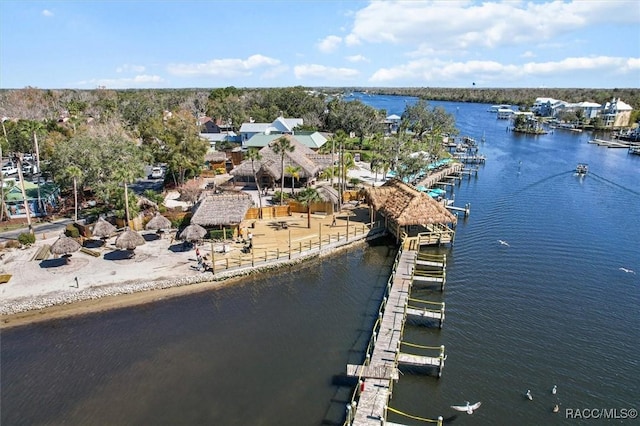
[65,165,82,222]
[246,148,264,218]
[285,165,301,194]
[296,187,322,229]
[270,136,295,205]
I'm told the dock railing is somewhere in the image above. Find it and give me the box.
[342,240,405,426]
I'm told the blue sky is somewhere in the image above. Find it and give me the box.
[1,0,639,89]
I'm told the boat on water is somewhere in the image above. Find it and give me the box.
[576,163,589,175]
[487,104,511,113]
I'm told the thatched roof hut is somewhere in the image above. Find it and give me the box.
[179,224,207,242]
[136,196,158,210]
[91,217,117,239]
[230,135,332,181]
[145,212,172,231]
[366,179,457,225]
[316,184,340,205]
[190,192,253,227]
[50,235,81,256]
[115,229,146,250]
[365,179,457,243]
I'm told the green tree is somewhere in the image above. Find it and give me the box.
[296,187,322,229]
[285,165,301,194]
[271,136,295,205]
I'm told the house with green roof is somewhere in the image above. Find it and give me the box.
[245,131,327,150]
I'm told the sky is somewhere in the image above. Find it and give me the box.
[1,0,639,89]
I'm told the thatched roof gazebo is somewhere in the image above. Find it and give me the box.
[145,212,172,231]
[190,193,253,228]
[365,179,458,245]
[91,217,117,239]
[115,228,146,251]
[50,235,81,257]
[178,223,207,243]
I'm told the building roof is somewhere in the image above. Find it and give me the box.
[245,131,327,149]
[231,134,330,179]
[239,117,303,134]
[190,192,254,226]
[365,179,457,226]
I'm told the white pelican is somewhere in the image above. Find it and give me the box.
[526,389,533,400]
[498,240,510,247]
[451,401,481,414]
[619,267,635,274]
[552,385,557,395]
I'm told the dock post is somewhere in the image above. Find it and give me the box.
[438,416,443,426]
[440,302,445,329]
[346,404,352,424]
[438,345,445,378]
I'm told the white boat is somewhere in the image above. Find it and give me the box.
[576,163,589,175]
[487,104,511,112]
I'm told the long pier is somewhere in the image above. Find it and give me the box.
[345,248,446,426]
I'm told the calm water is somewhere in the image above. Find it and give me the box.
[3,95,640,425]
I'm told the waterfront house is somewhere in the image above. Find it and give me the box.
[601,98,633,128]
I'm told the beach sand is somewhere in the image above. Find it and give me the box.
[0,208,370,329]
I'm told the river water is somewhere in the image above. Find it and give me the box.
[2,95,639,425]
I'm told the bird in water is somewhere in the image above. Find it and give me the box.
[451,401,482,414]
[498,240,510,247]
[619,267,635,274]
[526,389,533,400]
[552,385,557,395]
[553,404,560,413]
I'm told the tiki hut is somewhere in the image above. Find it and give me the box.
[178,223,207,243]
[145,212,172,231]
[115,228,146,251]
[315,184,340,214]
[136,196,158,211]
[190,193,253,232]
[91,217,117,239]
[364,179,458,245]
[230,135,332,188]
[50,235,81,257]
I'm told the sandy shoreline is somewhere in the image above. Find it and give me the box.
[0,218,373,329]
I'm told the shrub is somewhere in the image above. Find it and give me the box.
[18,232,36,246]
[65,224,80,238]
[209,228,233,240]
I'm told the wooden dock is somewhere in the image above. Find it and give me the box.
[345,249,446,426]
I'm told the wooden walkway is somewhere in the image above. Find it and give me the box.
[345,249,446,425]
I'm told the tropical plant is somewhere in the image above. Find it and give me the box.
[285,165,301,194]
[296,187,322,229]
[270,136,295,205]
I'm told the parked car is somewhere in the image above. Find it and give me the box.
[2,163,18,176]
[150,166,164,179]
[22,162,39,174]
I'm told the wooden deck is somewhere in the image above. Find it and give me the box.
[346,250,446,425]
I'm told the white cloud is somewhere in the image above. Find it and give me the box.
[521,51,536,58]
[167,54,281,78]
[41,9,54,17]
[317,35,342,53]
[370,56,640,84]
[345,54,368,63]
[294,64,359,80]
[116,64,146,73]
[78,75,166,89]
[345,1,637,51]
